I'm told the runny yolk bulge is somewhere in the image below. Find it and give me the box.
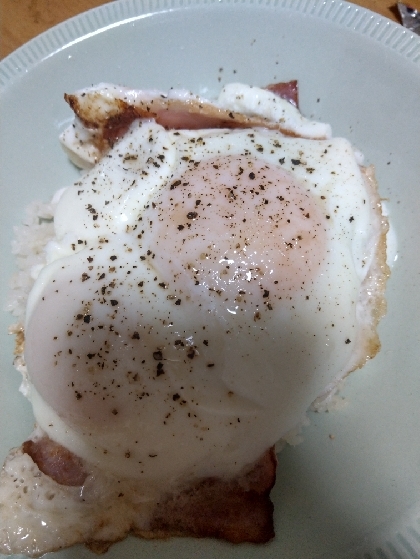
[142,155,327,316]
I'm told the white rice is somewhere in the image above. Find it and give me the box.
[6,198,58,323]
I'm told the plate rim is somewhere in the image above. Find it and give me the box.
[1,0,420,90]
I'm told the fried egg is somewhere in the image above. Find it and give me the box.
[21,84,388,491]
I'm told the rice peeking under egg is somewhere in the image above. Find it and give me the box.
[0,82,389,556]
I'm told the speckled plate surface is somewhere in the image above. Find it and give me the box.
[1,0,420,557]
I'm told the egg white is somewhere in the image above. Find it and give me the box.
[23,116,385,487]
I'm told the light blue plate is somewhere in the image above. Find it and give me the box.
[1,1,420,557]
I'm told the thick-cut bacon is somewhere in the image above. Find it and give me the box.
[64,81,301,150]
[146,447,277,544]
[22,437,87,487]
[266,80,299,107]
[100,105,250,147]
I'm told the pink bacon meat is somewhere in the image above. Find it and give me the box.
[64,81,300,151]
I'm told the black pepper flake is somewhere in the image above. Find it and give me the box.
[83,315,91,324]
[111,409,118,415]
[110,255,117,261]
[75,391,82,400]
[345,339,351,344]
[156,362,165,376]
[172,393,181,401]
[263,289,269,298]
[187,348,195,359]
[81,273,90,282]
[99,273,105,280]
[249,172,256,179]
[175,299,181,305]
[349,216,354,222]
[279,157,285,164]
[291,158,301,165]
[177,225,185,231]
[326,215,331,219]
[153,350,163,361]
[87,353,96,359]
[132,332,140,340]
[170,180,181,189]
[110,300,118,306]
[187,211,198,219]
[203,340,209,346]
[207,363,215,368]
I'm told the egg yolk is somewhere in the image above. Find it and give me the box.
[142,155,327,316]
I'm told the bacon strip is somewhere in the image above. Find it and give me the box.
[23,437,87,487]
[64,81,300,150]
[22,433,276,544]
[146,447,277,544]
[266,80,298,107]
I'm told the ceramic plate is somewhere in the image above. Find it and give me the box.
[1,0,420,557]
